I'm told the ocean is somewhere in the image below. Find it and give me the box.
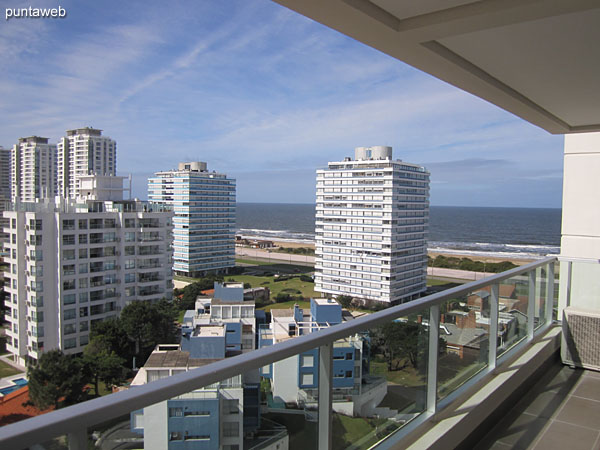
[236,203,561,260]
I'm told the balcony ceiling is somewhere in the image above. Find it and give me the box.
[272,0,600,134]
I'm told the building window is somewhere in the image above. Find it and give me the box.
[79,278,88,289]
[80,335,89,346]
[169,432,183,441]
[64,338,77,349]
[79,307,88,317]
[78,219,88,229]
[224,399,238,414]
[301,355,314,368]
[64,309,76,320]
[223,422,239,437]
[124,246,135,256]
[168,407,183,417]
[79,292,88,303]
[63,264,76,276]
[79,248,88,259]
[125,232,135,242]
[63,294,76,305]
[63,249,75,261]
[79,234,88,244]
[62,219,75,230]
[79,263,88,274]
[125,259,135,269]
[80,321,89,332]
[64,323,76,335]
[124,218,135,228]
[62,235,75,245]
[302,373,314,385]
[125,273,135,283]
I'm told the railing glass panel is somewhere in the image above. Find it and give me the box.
[437,294,489,401]
[0,257,558,450]
[496,270,530,358]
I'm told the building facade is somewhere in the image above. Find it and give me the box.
[148,162,236,277]
[315,146,430,304]
[129,284,286,450]
[10,136,57,202]
[0,146,10,245]
[2,178,173,365]
[0,146,10,204]
[259,298,388,417]
[57,127,117,198]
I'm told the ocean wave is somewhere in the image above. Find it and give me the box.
[428,240,559,259]
[236,229,560,257]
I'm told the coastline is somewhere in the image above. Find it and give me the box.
[268,240,538,266]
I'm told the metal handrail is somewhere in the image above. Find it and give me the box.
[0,256,557,449]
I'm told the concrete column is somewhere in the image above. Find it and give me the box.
[558,132,600,314]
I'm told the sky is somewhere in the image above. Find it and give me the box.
[0,0,565,207]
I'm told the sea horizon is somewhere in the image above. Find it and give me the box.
[236,203,562,260]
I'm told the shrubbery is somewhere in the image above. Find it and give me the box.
[428,255,517,273]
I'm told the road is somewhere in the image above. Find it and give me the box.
[236,247,492,281]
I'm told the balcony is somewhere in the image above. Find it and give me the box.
[4,256,589,450]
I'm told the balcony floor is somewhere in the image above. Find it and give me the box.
[475,360,600,450]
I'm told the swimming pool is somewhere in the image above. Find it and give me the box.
[0,378,28,396]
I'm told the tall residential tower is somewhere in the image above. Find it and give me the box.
[57,127,116,198]
[10,136,57,202]
[315,146,430,304]
[2,176,173,365]
[148,162,236,277]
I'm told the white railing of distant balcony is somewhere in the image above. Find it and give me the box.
[0,256,557,450]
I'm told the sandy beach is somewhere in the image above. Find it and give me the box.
[271,240,536,266]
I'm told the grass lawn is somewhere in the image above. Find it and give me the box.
[0,359,22,378]
[369,359,424,386]
[235,257,274,266]
[225,274,319,300]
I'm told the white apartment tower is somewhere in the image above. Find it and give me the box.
[315,146,430,304]
[10,136,57,202]
[2,176,173,365]
[0,146,10,204]
[148,162,236,277]
[0,146,10,245]
[57,127,116,198]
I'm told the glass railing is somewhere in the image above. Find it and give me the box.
[0,257,557,450]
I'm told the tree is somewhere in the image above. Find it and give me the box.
[91,317,134,365]
[174,275,223,311]
[336,295,353,309]
[120,301,159,359]
[380,322,427,371]
[28,350,89,409]
[83,336,127,395]
[152,298,179,344]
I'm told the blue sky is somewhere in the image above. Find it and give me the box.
[0,0,564,207]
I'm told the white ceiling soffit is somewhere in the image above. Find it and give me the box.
[272,0,600,134]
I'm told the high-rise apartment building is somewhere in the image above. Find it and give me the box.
[2,176,173,366]
[0,146,10,204]
[57,127,116,198]
[148,162,236,278]
[315,146,430,304]
[10,136,57,202]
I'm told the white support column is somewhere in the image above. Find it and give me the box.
[545,262,555,325]
[559,133,600,315]
[528,270,536,341]
[68,429,87,450]
[488,284,499,369]
[427,305,440,414]
[318,342,333,450]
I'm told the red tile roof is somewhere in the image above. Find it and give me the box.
[0,386,54,426]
